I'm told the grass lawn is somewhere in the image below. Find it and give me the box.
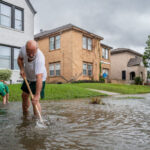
[0,84,106,102]
[73,83,150,94]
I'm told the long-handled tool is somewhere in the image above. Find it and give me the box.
[24,77,44,124]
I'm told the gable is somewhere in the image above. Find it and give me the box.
[25,0,36,14]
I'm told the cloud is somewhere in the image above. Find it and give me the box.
[30,0,150,54]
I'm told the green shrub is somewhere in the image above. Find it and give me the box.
[71,80,100,83]
[134,76,142,85]
[0,69,12,81]
[99,77,105,83]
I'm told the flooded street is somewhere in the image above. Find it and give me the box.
[0,94,150,150]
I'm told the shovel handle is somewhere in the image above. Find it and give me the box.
[24,77,44,124]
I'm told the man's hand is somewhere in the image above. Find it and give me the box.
[32,94,40,105]
[20,69,26,78]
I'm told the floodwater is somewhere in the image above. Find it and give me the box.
[0,94,150,150]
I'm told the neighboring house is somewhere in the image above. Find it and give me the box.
[35,24,112,83]
[111,48,147,84]
[0,0,36,83]
[100,43,112,82]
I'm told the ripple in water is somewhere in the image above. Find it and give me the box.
[0,96,150,150]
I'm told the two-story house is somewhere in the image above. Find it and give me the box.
[111,48,147,84]
[0,0,36,83]
[35,24,112,83]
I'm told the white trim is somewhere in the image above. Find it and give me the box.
[100,61,110,65]
[0,24,24,33]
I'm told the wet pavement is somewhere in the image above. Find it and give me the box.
[0,94,150,150]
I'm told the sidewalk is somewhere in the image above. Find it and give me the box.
[87,88,120,96]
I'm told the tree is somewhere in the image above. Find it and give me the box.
[143,35,150,68]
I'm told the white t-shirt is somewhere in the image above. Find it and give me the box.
[19,46,47,81]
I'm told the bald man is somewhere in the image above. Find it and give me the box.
[17,40,47,117]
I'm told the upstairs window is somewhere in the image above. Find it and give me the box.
[50,35,60,50]
[15,9,23,30]
[0,2,23,31]
[0,3,11,27]
[83,63,93,76]
[82,36,92,50]
[102,48,109,59]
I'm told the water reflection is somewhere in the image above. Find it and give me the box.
[0,95,150,150]
[15,117,47,150]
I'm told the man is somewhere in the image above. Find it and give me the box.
[0,80,9,104]
[17,40,47,117]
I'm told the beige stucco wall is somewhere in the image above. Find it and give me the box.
[111,52,147,83]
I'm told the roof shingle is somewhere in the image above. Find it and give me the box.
[34,24,104,40]
[127,56,143,67]
[111,48,143,57]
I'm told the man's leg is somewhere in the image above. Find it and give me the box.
[22,92,30,116]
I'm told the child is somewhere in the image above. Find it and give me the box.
[0,80,9,104]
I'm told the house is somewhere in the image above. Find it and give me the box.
[111,48,147,84]
[35,24,112,83]
[0,0,36,83]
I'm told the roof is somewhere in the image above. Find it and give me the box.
[101,43,113,49]
[111,48,143,57]
[25,0,37,14]
[127,56,143,67]
[34,24,104,40]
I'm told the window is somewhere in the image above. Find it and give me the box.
[0,46,11,69]
[122,70,126,80]
[0,3,11,27]
[55,63,60,76]
[83,63,93,76]
[15,9,23,30]
[0,45,20,70]
[49,63,60,76]
[0,2,23,31]
[50,35,60,50]
[49,64,54,76]
[83,63,87,75]
[102,48,109,59]
[83,37,86,49]
[55,35,60,49]
[88,64,92,76]
[82,36,92,50]
[14,48,20,70]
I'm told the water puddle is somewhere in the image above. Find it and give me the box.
[0,94,150,150]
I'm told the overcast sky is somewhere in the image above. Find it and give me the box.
[30,0,150,54]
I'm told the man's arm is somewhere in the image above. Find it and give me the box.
[35,73,43,98]
[17,56,25,78]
